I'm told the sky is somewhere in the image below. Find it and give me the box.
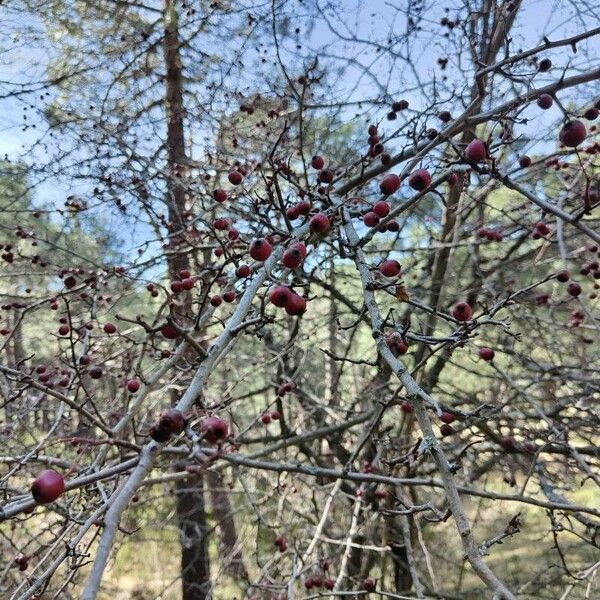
[0,0,598,267]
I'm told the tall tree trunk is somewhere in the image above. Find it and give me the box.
[162,2,246,594]
[163,3,210,598]
[176,474,211,599]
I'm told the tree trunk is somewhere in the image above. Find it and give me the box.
[176,475,211,600]
[163,3,210,598]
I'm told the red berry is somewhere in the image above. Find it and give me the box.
[213,189,227,203]
[282,247,304,269]
[286,204,300,220]
[318,169,334,184]
[440,423,453,436]
[465,139,487,162]
[372,200,390,217]
[149,424,171,443]
[567,282,582,297]
[181,277,194,290]
[160,324,180,339]
[160,408,185,434]
[296,200,311,215]
[201,416,229,444]
[538,58,552,72]
[64,275,77,288]
[284,294,307,316]
[501,435,515,449]
[31,470,65,504]
[408,168,431,191]
[559,120,586,147]
[452,302,473,321]
[479,347,495,361]
[519,155,531,168]
[58,324,70,336]
[311,155,324,169]
[170,280,183,293]
[535,221,550,236]
[584,107,599,120]
[210,295,223,307]
[309,213,331,235]
[556,270,570,282]
[89,366,103,379]
[213,217,230,230]
[228,170,243,185]
[236,264,251,278]
[379,259,401,278]
[126,379,140,393]
[103,322,117,334]
[385,332,408,354]
[537,93,553,109]
[363,212,379,227]
[249,238,272,262]
[291,241,307,258]
[269,286,292,307]
[223,291,236,303]
[440,411,455,424]
[261,413,271,425]
[379,174,400,195]
[362,577,375,592]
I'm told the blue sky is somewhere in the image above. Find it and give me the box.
[0,0,598,268]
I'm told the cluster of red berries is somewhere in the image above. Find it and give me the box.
[260,410,281,425]
[281,241,307,269]
[385,331,409,355]
[532,221,550,239]
[477,227,503,242]
[366,123,385,158]
[276,381,295,396]
[440,410,456,436]
[304,575,335,590]
[170,269,196,294]
[268,285,307,316]
[386,98,409,121]
[285,198,311,220]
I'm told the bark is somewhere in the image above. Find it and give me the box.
[175,476,211,600]
[162,2,246,595]
[163,3,211,598]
